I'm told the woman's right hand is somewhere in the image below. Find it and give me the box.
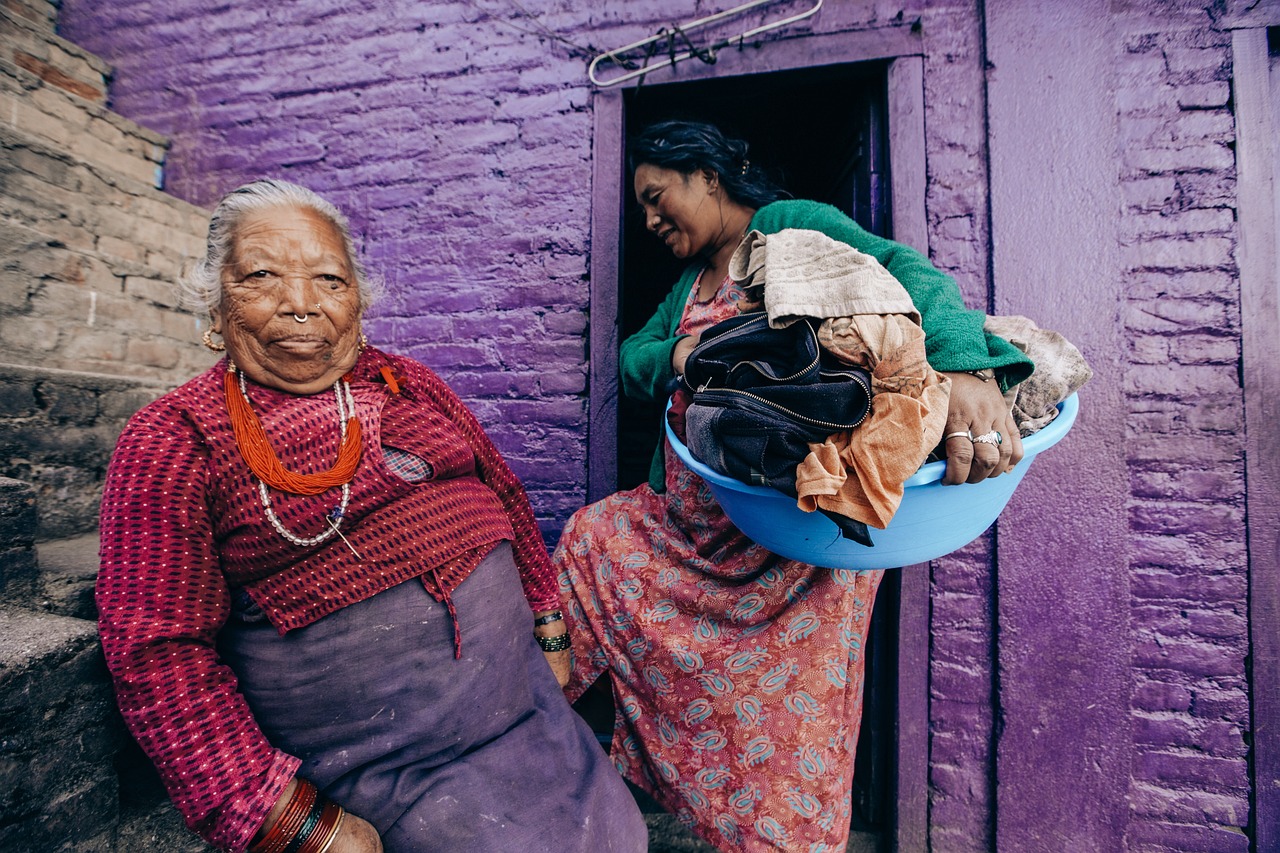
[671,333,701,376]
[330,811,384,853]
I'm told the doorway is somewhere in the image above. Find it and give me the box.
[612,59,900,846]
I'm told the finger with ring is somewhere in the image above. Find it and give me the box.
[973,430,1002,445]
[944,431,974,442]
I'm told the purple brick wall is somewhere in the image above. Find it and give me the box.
[1115,8,1250,851]
[57,1,1260,849]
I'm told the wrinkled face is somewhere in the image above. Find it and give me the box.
[633,163,721,260]
[213,205,363,395]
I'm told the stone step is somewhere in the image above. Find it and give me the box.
[0,122,216,384]
[0,475,37,603]
[0,53,167,189]
[0,123,208,274]
[1,5,109,105]
[0,605,121,850]
[0,364,172,539]
[35,531,99,619]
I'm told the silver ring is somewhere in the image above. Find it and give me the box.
[973,430,1003,445]
[943,431,973,442]
[293,313,309,323]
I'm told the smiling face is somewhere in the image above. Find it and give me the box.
[633,163,728,260]
[212,204,363,395]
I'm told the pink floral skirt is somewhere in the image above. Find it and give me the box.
[555,437,882,852]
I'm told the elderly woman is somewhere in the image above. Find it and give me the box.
[97,179,647,853]
[552,121,1035,852]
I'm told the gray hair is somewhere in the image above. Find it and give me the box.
[179,179,379,315]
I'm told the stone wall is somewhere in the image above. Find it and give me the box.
[0,365,168,539]
[2,0,214,540]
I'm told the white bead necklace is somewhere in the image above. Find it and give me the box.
[238,369,361,556]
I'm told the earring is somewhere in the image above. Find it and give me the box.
[202,327,225,352]
[359,332,369,351]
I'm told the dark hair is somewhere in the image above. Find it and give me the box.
[628,120,787,209]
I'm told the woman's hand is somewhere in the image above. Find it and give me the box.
[534,609,571,688]
[939,372,1023,485]
[671,333,701,376]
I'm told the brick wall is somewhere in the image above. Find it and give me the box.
[0,6,213,385]
[1115,5,1250,850]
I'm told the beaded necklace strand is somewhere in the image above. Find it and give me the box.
[224,363,363,556]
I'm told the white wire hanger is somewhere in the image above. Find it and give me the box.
[588,0,824,88]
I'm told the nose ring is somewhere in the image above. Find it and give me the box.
[293,314,309,323]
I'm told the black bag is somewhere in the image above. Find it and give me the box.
[680,312,875,546]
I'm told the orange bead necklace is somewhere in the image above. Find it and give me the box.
[224,363,363,554]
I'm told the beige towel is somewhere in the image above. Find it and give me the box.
[983,315,1093,436]
[728,228,920,328]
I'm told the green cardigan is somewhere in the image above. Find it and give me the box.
[619,199,1035,493]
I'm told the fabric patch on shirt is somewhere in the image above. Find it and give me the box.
[384,446,434,482]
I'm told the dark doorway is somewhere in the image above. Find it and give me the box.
[613,60,899,846]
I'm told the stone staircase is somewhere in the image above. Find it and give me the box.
[0,0,216,849]
[0,478,215,851]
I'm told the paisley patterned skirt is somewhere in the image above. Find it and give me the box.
[556,441,883,853]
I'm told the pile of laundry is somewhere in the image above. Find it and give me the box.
[678,227,1091,542]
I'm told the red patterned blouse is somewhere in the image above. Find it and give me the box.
[96,346,559,851]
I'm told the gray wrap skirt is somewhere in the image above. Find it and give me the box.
[219,543,647,852]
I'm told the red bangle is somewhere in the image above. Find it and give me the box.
[251,779,316,853]
[281,794,325,853]
[297,801,344,853]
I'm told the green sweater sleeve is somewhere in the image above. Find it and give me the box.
[618,265,701,403]
[748,200,1034,386]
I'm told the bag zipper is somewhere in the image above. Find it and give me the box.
[687,316,821,390]
[696,374,872,432]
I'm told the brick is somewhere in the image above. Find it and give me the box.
[1176,82,1231,108]
[1121,235,1235,271]
[1132,636,1244,678]
[1133,680,1193,712]
[1128,501,1242,536]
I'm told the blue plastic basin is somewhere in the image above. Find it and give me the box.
[666,393,1079,569]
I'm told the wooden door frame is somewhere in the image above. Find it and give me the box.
[586,26,930,850]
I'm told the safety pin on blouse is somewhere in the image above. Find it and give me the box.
[326,507,362,559]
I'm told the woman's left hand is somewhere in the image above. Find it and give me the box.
[939,372,1023,485]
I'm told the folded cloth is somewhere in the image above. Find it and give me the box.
[797,316,950,529]
[729,228,920,328]
[983,314,1092,435]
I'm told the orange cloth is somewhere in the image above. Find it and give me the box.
[795,315,950,528]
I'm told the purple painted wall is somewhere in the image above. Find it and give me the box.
[57,0,1269,849]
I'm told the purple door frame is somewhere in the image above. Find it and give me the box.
[586,25,930,849]
[1232,19,1280,851]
